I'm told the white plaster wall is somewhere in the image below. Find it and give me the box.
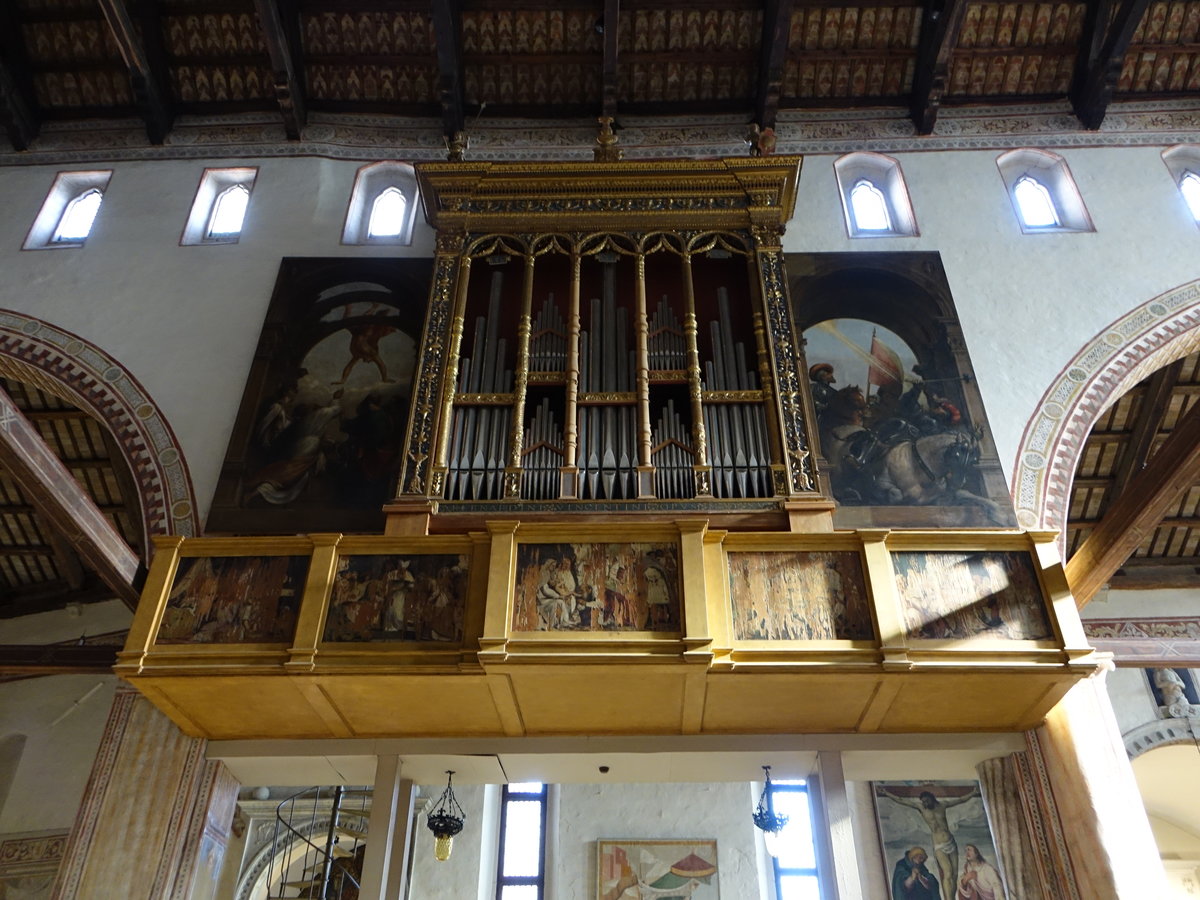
[0,598,130,643]
[0,158,435,522]
[847,780,888,900]
[0,674,116,834]
[0,145,1194,522]
[407,783,488,900]
[406,781,762,900]
[1107,666,1163,736]
[786,146,1200,474]
[1083,588,1200,620]
[1149,815,1200,859]
[555,782,761,900]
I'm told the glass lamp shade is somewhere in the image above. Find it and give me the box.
[433,833,454,862]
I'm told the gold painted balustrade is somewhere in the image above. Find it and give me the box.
[117,524,1098,741]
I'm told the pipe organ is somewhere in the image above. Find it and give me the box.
[400,157,823,516]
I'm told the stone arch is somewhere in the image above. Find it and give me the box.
[0,310,199,549]
[1011,279,1200,536]
[1124,717,1199,759]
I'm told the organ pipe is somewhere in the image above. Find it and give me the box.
[440,240,777,504]
[679,253,710,489]
[506,255,537,485]
[562,251,582,497]
[446,271,513,500]
[634,254,653,496]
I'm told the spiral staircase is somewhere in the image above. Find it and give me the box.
[264,786,371,900]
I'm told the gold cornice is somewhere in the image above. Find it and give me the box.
[415,157,803,234]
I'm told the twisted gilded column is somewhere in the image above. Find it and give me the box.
[399,231,468,497]
[748,223,815,496]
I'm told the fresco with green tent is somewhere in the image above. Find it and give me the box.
[597,839,719,899]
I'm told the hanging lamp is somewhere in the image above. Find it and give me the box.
[752,765,789,842]
[426,770,466,861]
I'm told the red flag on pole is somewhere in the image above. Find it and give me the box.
[868,335,903,389]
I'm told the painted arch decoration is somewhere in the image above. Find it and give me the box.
[1011,278,1200,536]
[0,310,199,545]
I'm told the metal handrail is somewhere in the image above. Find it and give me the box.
[266,787,364,899]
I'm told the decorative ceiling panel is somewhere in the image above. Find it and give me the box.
[462,8,600,55]
[309,63,438,103]
[1067,349,1200,585]
[1121,50,1200,93]
[22,19,123,64]
[163,13,267,57]
[172,64,271,102]
[783,58,914,101]
[34,70,132,108]
[625,8,760,53]
[1132,1,1200,44]
[787,7,921,53]
[465,62,599,106]
[957,2,1084,49]
[0,377,142,616]
[780,6,919,101]
[15,0,99,12]
[947,52,1076,97]
[624,61,753,104]
[303,10,434,56]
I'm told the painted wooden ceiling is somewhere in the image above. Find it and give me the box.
[1068,348,1200,592]
[0,376,143,619]
[2,0,1198,149]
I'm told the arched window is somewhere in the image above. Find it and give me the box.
[52,188,103,243]
[343,162,418,245]
[1012,176,1060,228]
[996,149,1092,234]
[1163,147,1200,227]
[25,170,113,250]
[207,183,250,238]
[833,153,918,238]
[849,180,891,232]
[1179,172,1200,222]
[181,167,257,245]
[367,187,408,239]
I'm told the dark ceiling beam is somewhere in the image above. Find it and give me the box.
[0,4,40,150]
[1066,395,1200,606]
[0,577,119,620]
[253,0,307,140]
[755,0,793,129]
[910,0,967,134]
[1071,0,1114,104]
[97,0,173,144]
[431,0,466,139]
[601,0,621,118]
[1070,0,1151,129]
[0,644,118,676]
[0,387,141,608]
[1088,635,1200,667]
[1069,515,1200,530]
[1105,359,1182,505]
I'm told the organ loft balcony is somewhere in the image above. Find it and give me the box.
[117,157,1100,740]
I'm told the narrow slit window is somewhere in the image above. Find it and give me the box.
[52,189,103,243]
[849,179,891,232]
[1013,176,1060,228]
[207,184,250,238]
[367,187,408,239]
[496,782,547,900]
[764,779,822,900]
[1180,172,1200,222]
